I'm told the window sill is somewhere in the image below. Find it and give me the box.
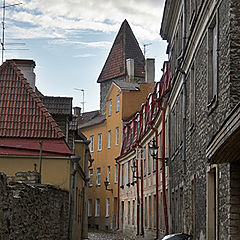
[97,149,102,152]
[96,184,101,187]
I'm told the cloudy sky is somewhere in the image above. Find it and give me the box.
[4,0,167,111]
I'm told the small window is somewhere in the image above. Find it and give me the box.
[107,166,110,182]
[89,169,93,187]
[114,164,118,184]
[208,16,218,110]
[115,127,119,145]
[96,168,101,186]
[88,199,92,217]
[143,147,146,176]
[108,130,111,149]
[98,133,102,151]
[148,146,151,174]
[127,161,131,185]
[121,164,125,186]
[132,200,135,225]
[128,201,131,224]
[95,199,100,216]
[108,99,112,116]
[106,198,110,217]
[90,135,94,153]
[116,95,120,112]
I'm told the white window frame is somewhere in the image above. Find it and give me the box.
[88,199,92,217]
[106,198,110,217]
[97,133,102,151]
[90,135,94,153]
[115,127,119,145]
[109,99,112,116]
[107,166,110,182]
[108,130,111,149]
[95,199,100,216]
[96,168,101,186]
[116,95,120,112]
[114,164,118,184]
[89,169,93,187]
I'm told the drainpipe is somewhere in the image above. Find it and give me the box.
[81,140,90,240]
[149,124,159,239]
[116,161,120,230]
[160,108,169,235]
[136,152,140,236]
[69,155,81,240]
[140,148,144,236]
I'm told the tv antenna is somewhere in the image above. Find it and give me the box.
[74,88,85,113]
[143,43,152,58]
[1,0,24,63]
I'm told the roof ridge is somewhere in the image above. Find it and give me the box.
[0,60,65,139]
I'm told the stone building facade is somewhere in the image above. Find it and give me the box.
[0,173,69,240]
[161,0,240,239]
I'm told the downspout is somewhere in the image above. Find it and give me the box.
[116,161,120,230]
[69,156,81,240]
[160,108,169,235]
[136,154,140,236]
[182,0,187,175]
[140,148,144,236]
[81,140,90,240]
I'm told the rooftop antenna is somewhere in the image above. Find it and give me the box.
[143,43,152,58]
[1,0,23,63]
[74,88,85,113]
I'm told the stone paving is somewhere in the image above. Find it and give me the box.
[88,229,144,240]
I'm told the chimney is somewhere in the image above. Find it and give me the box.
[73,107,81,116]
[145,58,155,83]
[13,59,36,91]
[126,58,134,82]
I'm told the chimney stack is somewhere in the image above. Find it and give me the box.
[126,58,134,82]
[73,107,81,117]
[13,59,36,91]
[145,58,155,83]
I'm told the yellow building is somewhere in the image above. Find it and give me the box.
[0,59,89,240]
[79,19,155,231]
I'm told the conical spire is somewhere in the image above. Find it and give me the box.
[97,20,145,83]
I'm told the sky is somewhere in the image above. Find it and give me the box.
[3,0,167,112]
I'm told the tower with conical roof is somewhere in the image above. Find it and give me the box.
[97,19,145,114]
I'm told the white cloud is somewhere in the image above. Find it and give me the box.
[5,0,165,43]
[73,53,96,58]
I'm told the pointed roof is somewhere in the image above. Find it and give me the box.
[0,60,64,139]
[97,19,145,83]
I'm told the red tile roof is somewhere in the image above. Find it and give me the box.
[97,19,145,83]
[0,60,64,139]
[0,138,72,156]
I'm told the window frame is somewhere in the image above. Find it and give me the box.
[115,127,119,145]
[108,99,112,116]
[116,95,120,112]
[106,198,110,217]
[95,199,100,217]
[88,199,92,217]
[96,168,101,186]
[90,135,94,153]
[97,133,102,151]
[108,130,111,149]
[89,169,93,187]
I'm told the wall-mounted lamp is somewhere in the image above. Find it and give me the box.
[104,177,113,193]
[131,159,141,179]
[88,158,94,168]
[149,139,168,165]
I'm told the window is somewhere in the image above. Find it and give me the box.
[128,201,131,224]
[107,166,110,182]
[97,133,102,151]
[88,199,92,216]
[90,135,94,152]
[127,161,131,185]
[108,99,112,116]
[144,147,146,176]
[106,198,110,217]
[96,168,101,186]
[116,95,120,112]
[114,164,118,184]
[153,195,156,229]
[121,164,125,186]
[208,16,218,110]
[89,169,93,187]
[115,127,119,145]
[148,146,151,174]
[145,197,147,227]
[149,196,152,228]
[132,200,135,225]
[108,130,111,149]
[95,199,100,216]
[190,62,196,129]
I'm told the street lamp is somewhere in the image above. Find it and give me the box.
[149,139,168,165]
[104,177,113,193]
[88,158,94,168]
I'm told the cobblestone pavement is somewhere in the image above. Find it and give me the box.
[88,229,144,240]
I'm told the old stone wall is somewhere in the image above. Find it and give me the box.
[0,173,69,240]
[169,0,234,239]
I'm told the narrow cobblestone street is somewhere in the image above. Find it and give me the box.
[88,229,144,240]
